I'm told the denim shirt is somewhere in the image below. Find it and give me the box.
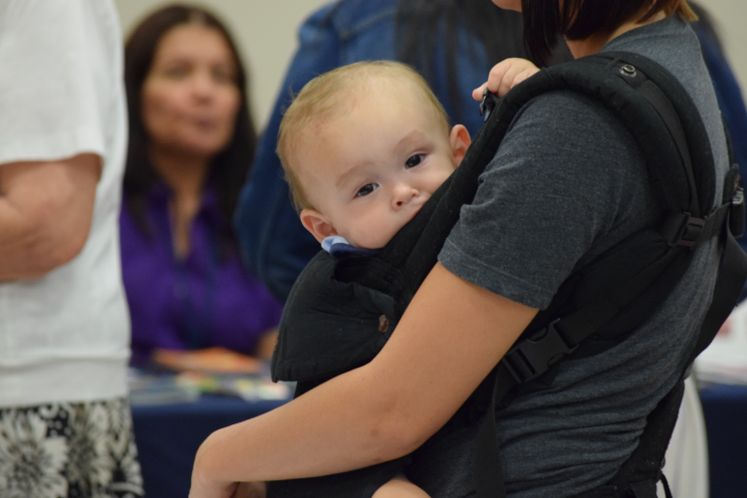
[235,0,505,301]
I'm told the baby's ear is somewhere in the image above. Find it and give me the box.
[300,208,337,243]
[449,124,471,166]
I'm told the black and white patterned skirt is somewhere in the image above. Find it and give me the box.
[0,398,144,498]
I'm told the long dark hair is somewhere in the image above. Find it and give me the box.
[395,0,527,124]
[520,0,697,65]
[123,3,256,249]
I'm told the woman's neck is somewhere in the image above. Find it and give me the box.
[565,10,667,59]
[149,148,211,258]
[150,148,209,197]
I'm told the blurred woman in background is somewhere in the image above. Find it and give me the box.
[121,4,282,373]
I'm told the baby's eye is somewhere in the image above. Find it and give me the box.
[355,183,379,197]
[405,154,425,169]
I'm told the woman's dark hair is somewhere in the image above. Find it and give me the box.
[521,0,697,65]
[123,3,256,250]
[395,0,528,124]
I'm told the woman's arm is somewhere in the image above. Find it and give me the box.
[190,262,537,498]
[150,347,264,374]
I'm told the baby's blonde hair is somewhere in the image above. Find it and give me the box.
[276,60,451,211]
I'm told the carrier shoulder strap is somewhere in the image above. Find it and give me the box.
[491,51,745,391]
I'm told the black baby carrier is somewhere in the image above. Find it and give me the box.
[271,52,747,498]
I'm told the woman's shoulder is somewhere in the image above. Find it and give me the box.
[508,88,638,164]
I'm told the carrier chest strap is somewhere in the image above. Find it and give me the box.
[498,199,735,386]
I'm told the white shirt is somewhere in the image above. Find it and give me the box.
[0,0,130,407]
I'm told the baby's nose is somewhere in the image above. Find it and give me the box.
[392,184,419,208]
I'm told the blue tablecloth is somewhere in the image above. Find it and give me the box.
[700,383,747,498]
[132,395,288,498]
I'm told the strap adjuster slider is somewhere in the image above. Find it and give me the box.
[503,319,577,384]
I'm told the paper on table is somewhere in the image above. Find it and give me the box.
[128,368,292,405]
[128,368,200,405]
[176,371,292,401]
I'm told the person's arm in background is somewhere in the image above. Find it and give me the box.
[234,4,342,302]
[0,155,101,281]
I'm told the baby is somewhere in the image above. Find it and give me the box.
[280,61,470,257]
[268,58,538,497]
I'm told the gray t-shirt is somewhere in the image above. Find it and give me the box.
[437,16,727,497]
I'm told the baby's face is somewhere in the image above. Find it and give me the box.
[297,87,466,249]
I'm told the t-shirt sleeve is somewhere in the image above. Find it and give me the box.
[0,0,110,164]
[439,90,650,309]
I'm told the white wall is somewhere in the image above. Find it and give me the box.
[115,1,747,131]
[704,0,747,95]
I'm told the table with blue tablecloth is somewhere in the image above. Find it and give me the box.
[700,382,747,498]
[130,369,291,498]
[132,394,289,498]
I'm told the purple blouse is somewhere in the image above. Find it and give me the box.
[120,183,283,365]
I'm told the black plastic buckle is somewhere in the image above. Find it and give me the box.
[666,212,705,248]
[479,89,498,122]
[502,319,577,384]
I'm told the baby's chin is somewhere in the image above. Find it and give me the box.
[350,227,407,251]
[350,239,387,251]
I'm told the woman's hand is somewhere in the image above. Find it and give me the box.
[188,480,237,498]
[188,480,264,498]
[189,430,239,498]
[472,57,539,100]
[152,347,264,374]
[232,482,266,498]
[255,328,279,360]
[190,428,268,498]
